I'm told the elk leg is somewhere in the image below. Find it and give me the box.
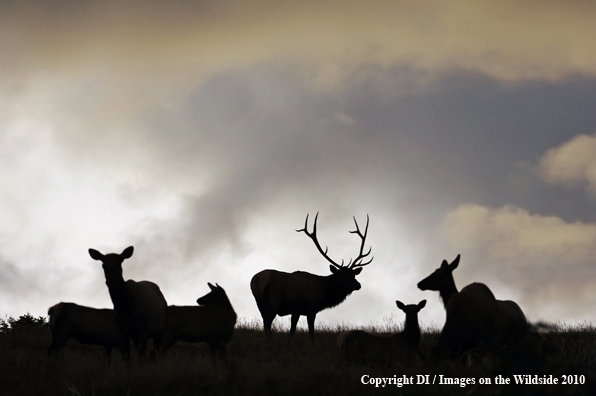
[289,314,300,341]
[155,331,176,355]
[133,336,149,360]
[207,342,218,365]
[119,340,132,364]
[263,313,275,340]
[306,314,316,341]
[211,342,227,365]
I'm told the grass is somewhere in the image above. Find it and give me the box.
[1,315,595,396]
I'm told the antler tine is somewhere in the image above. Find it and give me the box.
[348,214,374,269]
[295,212,311,234]
[296,212,343,269]
[352,254,374,268]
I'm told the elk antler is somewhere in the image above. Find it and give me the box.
[347,214,373,269]
[297,213,373,270]
[297,212,345,269]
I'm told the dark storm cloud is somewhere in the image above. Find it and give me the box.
[132,67,374,257]
[124,66,596,265]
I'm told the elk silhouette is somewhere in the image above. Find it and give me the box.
[417,254,528,359]
[338,299,426,366]
[251,212,373,341]
[89,246,167,358]
[155,283,237,363]
[47,302,129,363]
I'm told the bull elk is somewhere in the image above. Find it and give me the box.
[89,246,168,358]
[251,212,373,341]
[417,254,528,359]
[338,299,426,366]
[155,283,237,362]
[47,302,129,363]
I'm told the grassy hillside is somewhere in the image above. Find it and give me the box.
[0,315,594,395]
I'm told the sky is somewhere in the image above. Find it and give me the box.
[2,0,596,331]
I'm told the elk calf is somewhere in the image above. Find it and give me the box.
[156,283,237,362]
[338,300,426,366]
[47,302,129,363]
[417,255,528,359]
[251,213,373,341]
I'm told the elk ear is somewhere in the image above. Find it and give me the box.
[89,249,104,261]
[449,254,460,271]
[352,267,362,275]
[121,246,134,259]
[208,282,216,291]
[395,300,406,310]
[330,265,339,274]
[440,260,449,269]
[418,300,427,309]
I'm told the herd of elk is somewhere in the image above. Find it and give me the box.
[48,246,239,365]
[251,213,373,341]
[417,254,529,359]
[46,213,534,367]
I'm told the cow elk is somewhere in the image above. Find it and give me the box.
[417,255,528,359]
[251,212,373,341]
[47,302,129,363]
[337,300,426,366]
[89,246,168,358]
[156,283,237,363]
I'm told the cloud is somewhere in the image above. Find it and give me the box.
[0,255,25,293]
[442,204,596,320]
[3,0,596,100]
[537,133,596,194]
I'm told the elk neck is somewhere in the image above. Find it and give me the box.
[105,277,135,313]
[321,273,357,309]
[219,298,235,312]
[439,279,459,308]
[402,312,421,346]
[209,297,236,313]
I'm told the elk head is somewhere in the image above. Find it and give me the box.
[417,254,460,292]
[196,283,229,306]
[396,299,427,314]
[297,212,373,294]
[89,246,134,285]
[417,254,460,308]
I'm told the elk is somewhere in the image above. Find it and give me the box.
[155,283,237,362]
[47,302,129,363]
[417,254,528,359]
[338,299,426,366]
[89,246,168,358]
[251,212,373,341]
